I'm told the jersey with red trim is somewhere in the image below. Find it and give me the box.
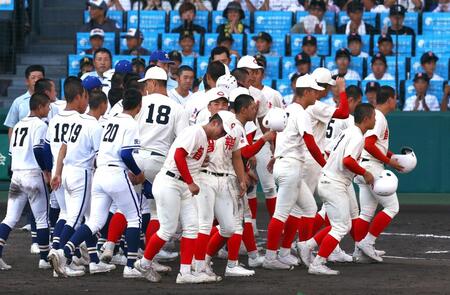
[361,109,389,162]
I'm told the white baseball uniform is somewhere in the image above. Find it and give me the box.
[318,125,365,242]
[184,90,207,126]
[152,125,207,241]
[61,113,103,229]
[324,115,355,155]
[357,109,399,222]
[273,103,317,222]
[86,113,142,234]
[46,110,82,222]
[2,117,49,231]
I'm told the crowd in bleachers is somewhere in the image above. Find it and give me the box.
[72,0,450,111]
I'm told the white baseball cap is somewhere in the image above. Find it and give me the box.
[217,110,237,135]
[237,55,263,70]
[90,28,105,38]
[216,74,238,96]
[229,86,250,103]
[138,66,168,82]
[206,87,229,104]
[295,74,325,91]
[312,67,336,86]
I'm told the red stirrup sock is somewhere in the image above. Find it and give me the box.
[281,215,301,249]
[107,212,127,243]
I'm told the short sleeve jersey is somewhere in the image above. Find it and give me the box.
[361,109,389,162]
[306,100,336,151]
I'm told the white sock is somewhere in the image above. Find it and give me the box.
[227,260,237,268]
[180,264,191,274]
[205,255,212,265]
[248,250,258,259]
[306,238,318,250]
[313,255,327,265]
[364,233,377,244]
[265,249,277,260]
[279,247,290,257]
[195,260,205,272]
[141,257,152,268]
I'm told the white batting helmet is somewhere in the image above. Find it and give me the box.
[216,74,238,96]
[262,107,288,132]
[391,146,417,174]
[372,170,398,196]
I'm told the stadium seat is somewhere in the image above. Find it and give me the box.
[290,34,330,57]
[169,10,209,32]
[374,34,413,57]
[422,12,450,35]
[295,11,336,28]
[404,80,445,102]
[247,33,286,56]
[127,10,167,33]
[384,56,408,80]
[76,32,115,54]
[323,56,365,78]
[264,56,280,80]
[337,12,377,27]
[60,79,65,98]
[379,12,419,34]
[262,78,273,88]
[119,32,158,53]
[161,33,202,54]
[196,55,209,78]
[181,56,195,69]
[410,55,449,80]
[254,11,293,35]
[275,79,292,97]
[203,33,244,56]
[415,35,449,56]
[331,34,371,55]
[211,10,251,32]
[68,54,92,76]
[281,56,322,79]
[84,10,124,29]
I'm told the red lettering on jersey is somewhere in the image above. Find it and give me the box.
[383,129,389,140]
[224,136,236,151]
[207,140,215,153]
[268,101,273,109]
[193,146,204,160]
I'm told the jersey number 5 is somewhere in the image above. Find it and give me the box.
[12,127,28,147]
[326,119,335,139]
[146,104,171,125]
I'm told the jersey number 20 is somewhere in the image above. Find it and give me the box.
[146,104,171,125]
[103,124,119,142]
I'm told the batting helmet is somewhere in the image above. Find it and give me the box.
[262,107,288,132]
[391,146,417,174]
[372,170,398,196]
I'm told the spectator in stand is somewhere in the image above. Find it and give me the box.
[433,0,450,12]
[377,34,394,56]
[82,28,105,55]
[326,0,341,12]
[168,50,183,83]
[4,65,45,138]
[216,2,249,35]
[365,81,380,106]
[174,0,213,11]
[403,73,440,111]
[121,28,151,56]
[290,0,335,35]
[131,0,172,10]
[171,2,206,34]
[216,33,240,59]
[168,65,195,105]
[149,50,177,89]
[387,5,415,36]
[106,0,131,10]
[337,1,379,35]
[364,53,394,81]
[420,52,444,81]
[217,0,258,12]
[441,83,450,111]
[293,52,311,77]
[78,57,95,78]
[259,0,304,11]
[81,48,113,83]
[252,32,278,57]
[362,0,377,11]
[210,46,232,67]
[80,0,120,33]
[397,0,424,12]
[178,30,199,58]
[372,0,396,13]
[301,35,318,57]
[347,33,369,58]
[331,48,361,80]
[131,57,146,76]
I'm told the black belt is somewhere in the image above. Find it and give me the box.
[361,158,370,162]
[151,151,164,157]
[166,171,184,182]
[108,164,119,167]
[201,170,230,177]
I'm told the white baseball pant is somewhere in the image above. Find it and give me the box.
[85,166,141,234]
[302,154,323,195]
[2,170,49,229]
[152,171,198,241]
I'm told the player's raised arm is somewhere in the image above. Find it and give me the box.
[332,77,350,119]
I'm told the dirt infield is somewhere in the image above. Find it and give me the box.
[0,203,450,295]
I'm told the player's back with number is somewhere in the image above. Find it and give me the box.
[135,93,188,153]
[10,117,47,171]
[97,113,140,168]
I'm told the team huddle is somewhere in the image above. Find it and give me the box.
[0,56,418,283]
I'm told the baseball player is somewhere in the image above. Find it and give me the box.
[353,86,404,262]
[0,93,51,270]
[44,77,89,267]
[263,74,327,270]
[304,103,376,275]
[49,89,109,275]
[48,89,145,279]
[134,112,232,284]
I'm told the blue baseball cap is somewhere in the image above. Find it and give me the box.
[115,60,133,74]
[149,50,174,64]
[82,75,103,91]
